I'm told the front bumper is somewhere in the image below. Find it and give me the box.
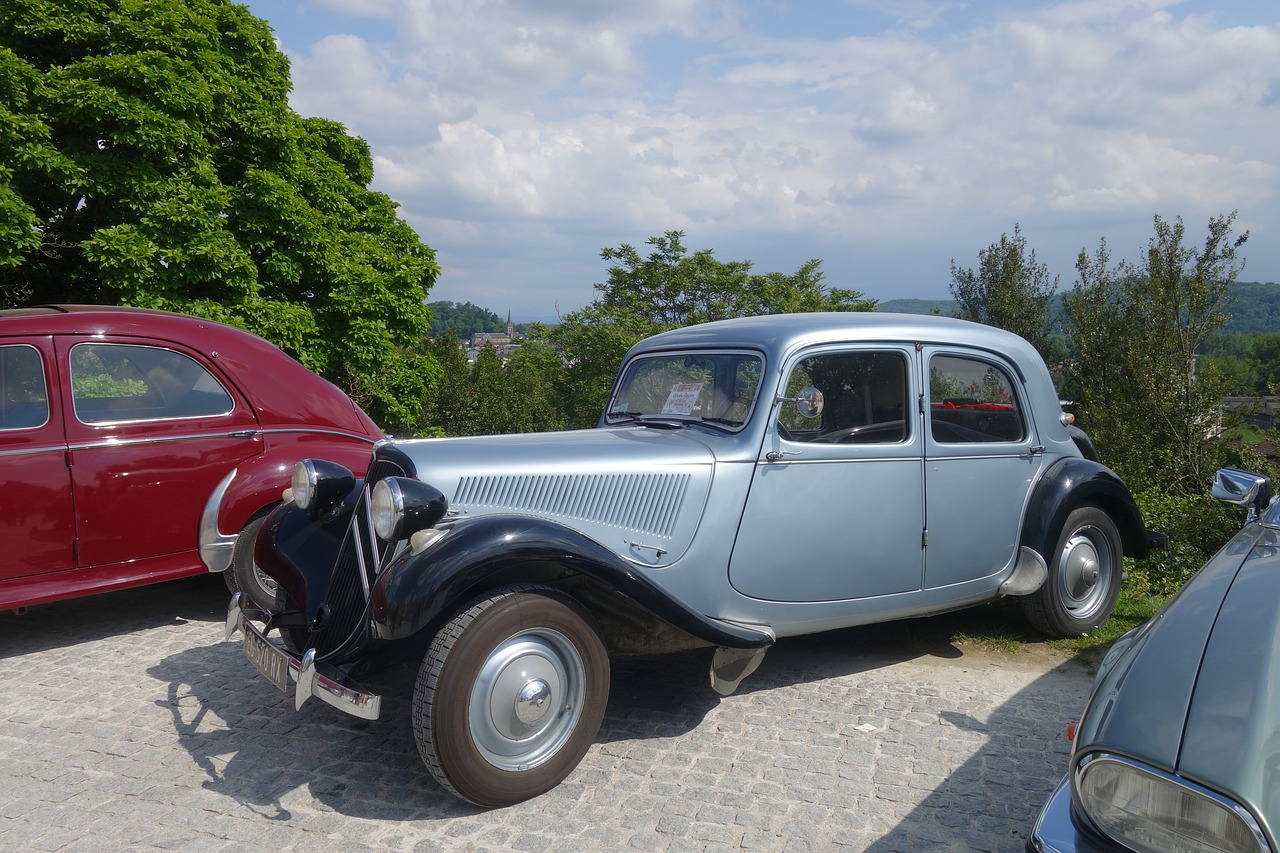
[224,593,382,721]
[1027,776,1115,853]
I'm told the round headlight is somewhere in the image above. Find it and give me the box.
[371,478,403,541]
[290,459,355,511]
[291,461,316,509]
[368,476,449,542]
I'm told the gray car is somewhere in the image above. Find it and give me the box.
[225,312,1161,807]
[1027,468,1279,853]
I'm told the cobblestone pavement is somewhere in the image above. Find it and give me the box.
[0,574,1094,852]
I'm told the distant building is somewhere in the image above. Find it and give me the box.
[1223,396,1280,431]
[466,311,521,362]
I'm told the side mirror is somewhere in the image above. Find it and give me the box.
[793,387,824,419]
[1212,468,1273,524]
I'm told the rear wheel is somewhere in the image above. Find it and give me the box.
[1022,505,1122,637]
[413,587,610,807]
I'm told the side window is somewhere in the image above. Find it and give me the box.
[928,354,1025,443]
[0,345,50,430]
[779,351,909,444]
[70,343,233,424]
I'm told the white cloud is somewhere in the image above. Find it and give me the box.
[252,0,1280,316]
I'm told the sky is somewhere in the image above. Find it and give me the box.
[242,0,1280,323]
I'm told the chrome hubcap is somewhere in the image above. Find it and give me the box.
[1059,527,1112,619]
[514,678,552,725]
[469,628,585,771]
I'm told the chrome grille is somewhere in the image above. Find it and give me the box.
[312,457,406,655]
[453,472,691,539]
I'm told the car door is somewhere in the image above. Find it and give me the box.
[0,340,75,581]
[56,337,262,570]
[921,347,1046,589]
[729,345,925,602]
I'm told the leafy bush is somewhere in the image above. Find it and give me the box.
[1126,488,1241,596]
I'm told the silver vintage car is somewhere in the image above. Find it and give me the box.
[1027,468,1280,853]
[225,312,1161,807]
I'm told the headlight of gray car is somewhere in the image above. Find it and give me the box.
[1075,754,1270,853]
[370,476,449,542]
[291,459,355,512]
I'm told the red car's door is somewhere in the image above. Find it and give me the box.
[56,337,262,570]
[0,339,75,581]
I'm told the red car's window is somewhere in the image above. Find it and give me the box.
[70,343,234,424]
[0,344,50,430]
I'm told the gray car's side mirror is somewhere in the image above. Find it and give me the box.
[1212,468,1273,523]
[791,387,824,419]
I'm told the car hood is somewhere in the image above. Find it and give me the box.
[385,427,720,567]
[1075,523,1280,828]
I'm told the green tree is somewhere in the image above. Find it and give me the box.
[0,0,438,432]
[540,231,877,428]
[420,335,562,437]
[421,332,474,437]
[428,301,506,339]
[949,224,1058,354]
[1062,212,1248,495]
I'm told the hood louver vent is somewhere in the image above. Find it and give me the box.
[454,473,691,539]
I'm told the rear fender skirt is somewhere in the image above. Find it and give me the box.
[369,514,774,650]
[256,486,362,624]
[1022,457,1153,560]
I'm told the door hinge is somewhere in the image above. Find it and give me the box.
[922,529,929,548]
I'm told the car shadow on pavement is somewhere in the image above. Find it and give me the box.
[143,599,1082,837]
[0,572,229,660]
[6,570,1090,847]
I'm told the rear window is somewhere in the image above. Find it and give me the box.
[0,344,49,430]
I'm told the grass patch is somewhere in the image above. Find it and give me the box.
[1047,588,1163,670]
[926,587,1165,670]
[945,602,1037,653]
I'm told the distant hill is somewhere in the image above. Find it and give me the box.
[434,282,1280,339]
[879,281,1280,335]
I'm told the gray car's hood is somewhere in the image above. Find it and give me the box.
[1076,523,1280,831]
[386,427,719,567]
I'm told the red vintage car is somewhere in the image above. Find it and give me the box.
[0,305,382,612]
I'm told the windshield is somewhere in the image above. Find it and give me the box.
[605,350,763,431]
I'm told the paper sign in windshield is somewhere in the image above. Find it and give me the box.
[662,383,703,415]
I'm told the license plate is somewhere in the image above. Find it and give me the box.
[243,626,290,693]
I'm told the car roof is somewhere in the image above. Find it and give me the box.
[0,305,381,436]
[626,312,1042,368]
[0,304,254,341]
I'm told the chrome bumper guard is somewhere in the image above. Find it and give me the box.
[224,593,382,721]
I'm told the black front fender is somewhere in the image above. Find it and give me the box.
[256,485,362,625]
[369,515,773,650]
[1022,457,1154,560]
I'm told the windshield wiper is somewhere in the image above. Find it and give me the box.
[699,416,742,427]
[609,410,688,429]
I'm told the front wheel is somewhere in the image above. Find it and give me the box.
[1022,505,1123,638]
[230,515,278,612]
[413,587,610,807]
